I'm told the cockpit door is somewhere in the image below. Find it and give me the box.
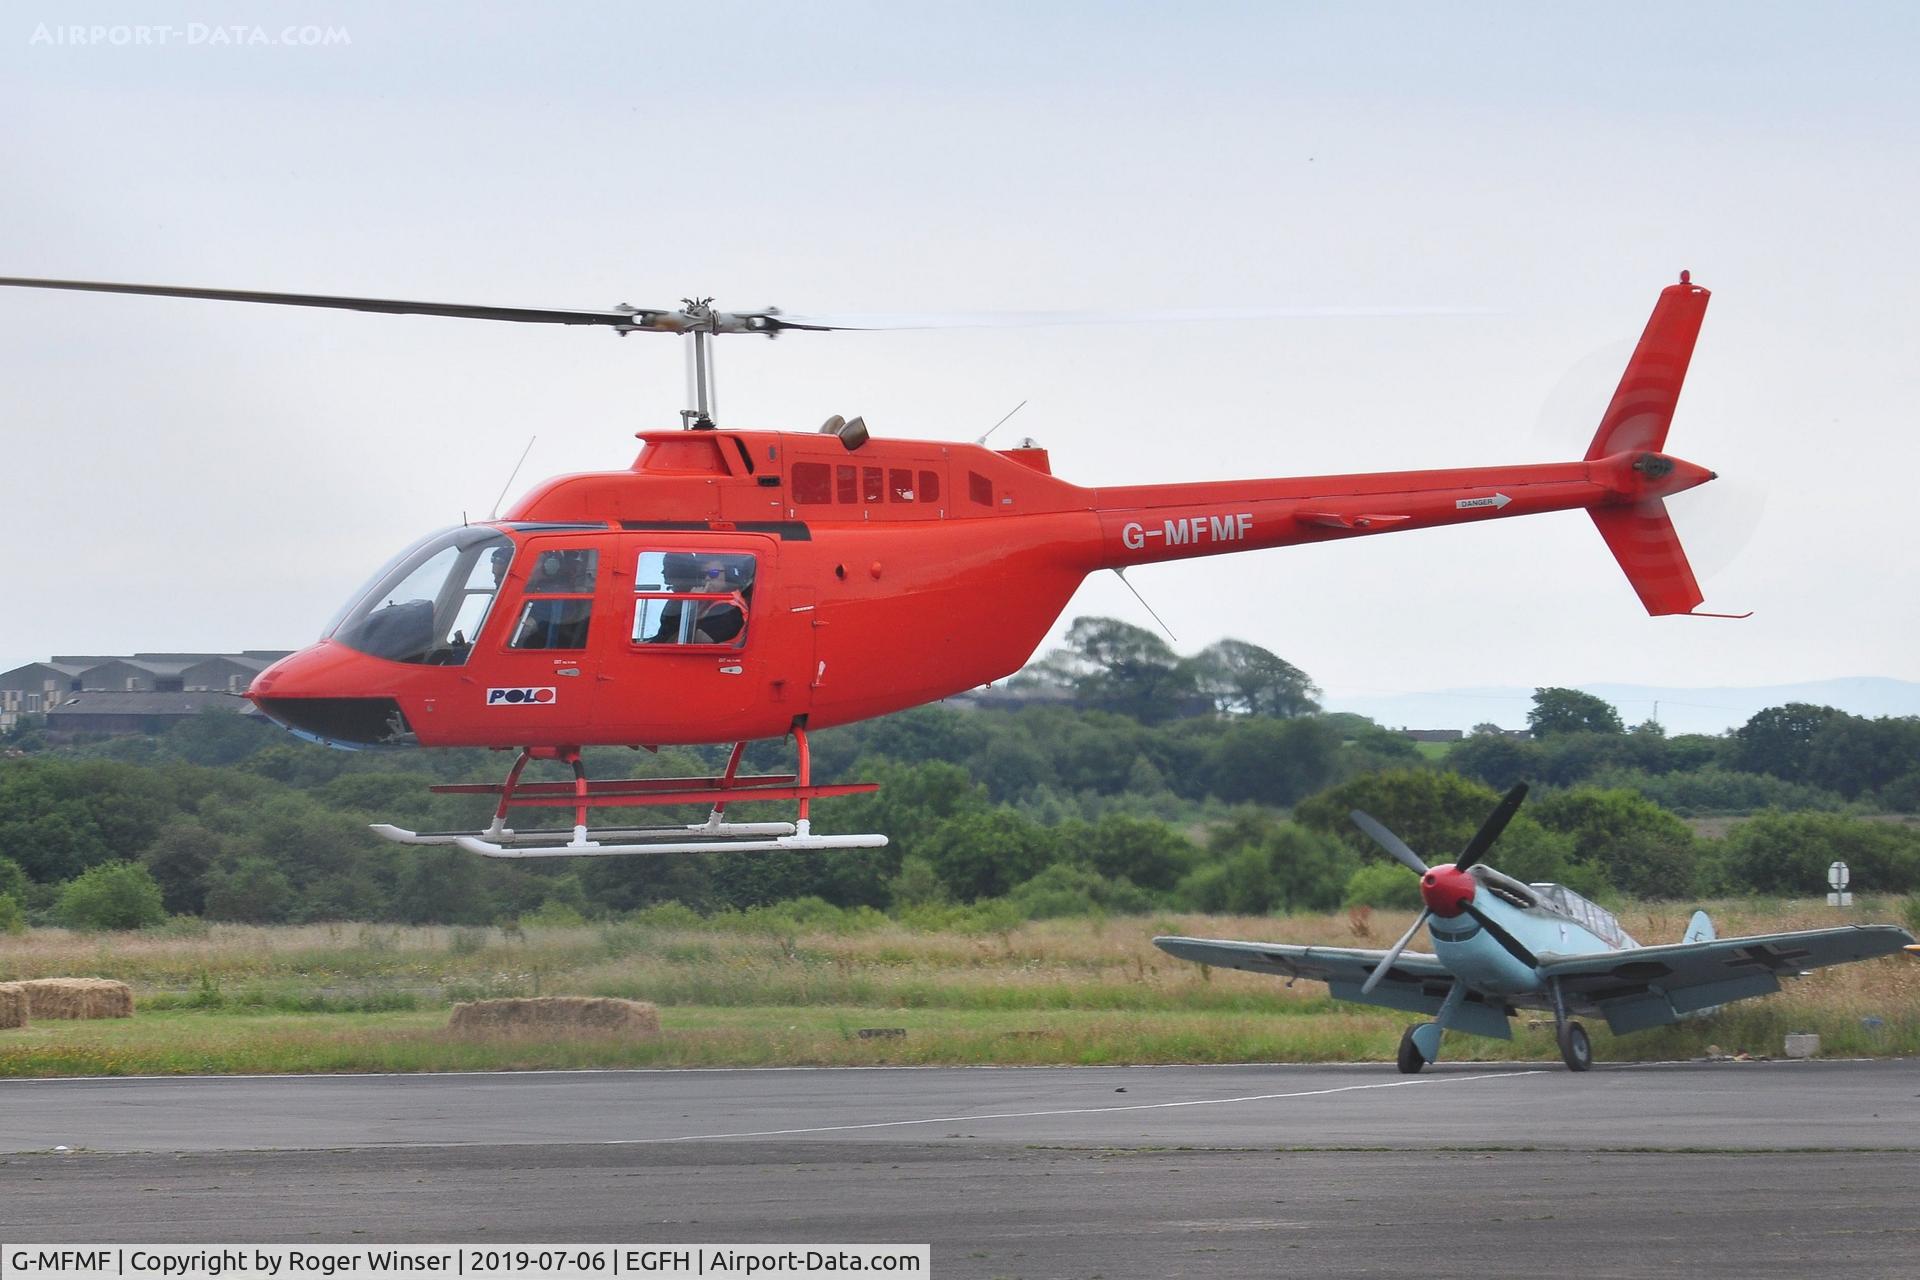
[598,533,776,728]
[472,534,607,738]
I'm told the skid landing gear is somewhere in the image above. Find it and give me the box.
[370,726,887,858]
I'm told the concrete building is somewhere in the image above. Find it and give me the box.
[44,690,260,737]
[0,651,290,731]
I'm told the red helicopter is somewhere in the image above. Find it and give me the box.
[1,272,1725,858]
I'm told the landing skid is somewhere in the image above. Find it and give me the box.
[371,727,887,858]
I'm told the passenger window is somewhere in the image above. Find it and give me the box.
[791,462,832,504]
[919,470,941,504]
[508,548,599,650]
[889,468,914,501]
[968,471,993,506]
[836,465,858,504]
[862,466,884,504]
[632,550,757,648]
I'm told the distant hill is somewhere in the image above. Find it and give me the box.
[1322,677,1920,738]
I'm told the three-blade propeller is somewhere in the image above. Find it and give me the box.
[1353,782,1528,994]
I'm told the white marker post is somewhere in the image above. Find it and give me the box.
[1827,860,1852,908]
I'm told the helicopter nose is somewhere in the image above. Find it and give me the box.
[247,641,415,747]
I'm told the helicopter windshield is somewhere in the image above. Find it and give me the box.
[328,526,514,665]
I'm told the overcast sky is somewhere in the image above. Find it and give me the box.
[2,3,1914,717]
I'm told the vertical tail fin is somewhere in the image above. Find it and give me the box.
[1586,274,1711,460]
[1683,909,1716,945]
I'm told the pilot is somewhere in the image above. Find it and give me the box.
[531,549,595,594]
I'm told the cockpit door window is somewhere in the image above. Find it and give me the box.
[508,548,600,650]
[630,550,756,648]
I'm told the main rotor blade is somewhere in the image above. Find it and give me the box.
[1362,909,1431,995]
[1456,782,1530,872]
[768,303,1490,331]
[1350,809,1429,875]
[0,276,650,327]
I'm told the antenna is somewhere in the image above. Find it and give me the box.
[489,435,537,520]
[975,399,1028,446]
[1112,567,1177,642]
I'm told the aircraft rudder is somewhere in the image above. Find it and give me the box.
[1683,909,1716,945]
[1585,274,1711,461]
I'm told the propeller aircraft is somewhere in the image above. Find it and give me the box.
[1156,784,1916,1072]
[3,272,1730,859]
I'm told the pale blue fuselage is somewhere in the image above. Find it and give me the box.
[1426,869,1637,998]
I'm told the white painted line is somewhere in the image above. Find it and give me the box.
[633,1068,1547,1144]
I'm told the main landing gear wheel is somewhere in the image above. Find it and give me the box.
[1397,1024,1428,1074]
[1557,1019,1593,1072]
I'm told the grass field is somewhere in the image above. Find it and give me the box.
[0,900,1914,1077]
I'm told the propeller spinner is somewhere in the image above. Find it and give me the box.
[1353,783,1529,994]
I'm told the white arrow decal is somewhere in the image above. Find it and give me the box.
[1455,493,1512,511]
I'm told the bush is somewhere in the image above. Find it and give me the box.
[54,861,168,931]
[203,856,296,923]
[1712,812,1920,895]
[0,891,25,934]
[1342,862,1422,909]
[1008,864,1153,919]
[0,855,26,904]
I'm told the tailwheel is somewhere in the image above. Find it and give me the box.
[369,726,888,858]
[1396,1024,1428,1074]
[1557,1019,1593,1072]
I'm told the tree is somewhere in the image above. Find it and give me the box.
[0,855,26,905]
[1061,814,1196,891]
[1713,812,1920,895]
[139,819,223,916]
[1731,703,1848,783]
[920,809,1052,900]
[1804,715,1920,801]
[393,847,497,924]
[1527,688,1624,737]
[1203,717,1341,806]
[203,856,296,923]
[1177,815,1354,914]
[55,861,168,931]
[1050,617,1202,723]
[1188,639,1320,717]
[1529,788,1699,899]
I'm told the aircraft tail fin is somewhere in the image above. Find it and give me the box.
[1683,909,1716,945]
[1589,498,1704,616]
[1586,275,1711,460]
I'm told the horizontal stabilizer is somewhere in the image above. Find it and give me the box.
[1587,277,1711,459]
[1295,511,1411,530]
[1589,498,1703,616]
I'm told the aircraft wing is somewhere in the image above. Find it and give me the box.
[1152,935,1513,1039]
[1155,936,1449,987]
[1536,924,1914,1034]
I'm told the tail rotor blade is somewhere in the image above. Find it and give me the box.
[1362,909,1431,995]
[1351,810,1429,875]
[1456,783,1529,871]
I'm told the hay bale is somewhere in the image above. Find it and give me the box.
[0,983,26,1030]
[448,996,660,1037]
[19,978,134,1020]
